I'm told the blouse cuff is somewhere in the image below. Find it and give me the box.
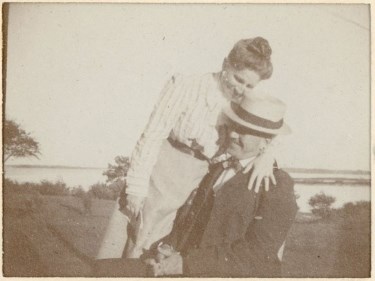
[125,179,149,197]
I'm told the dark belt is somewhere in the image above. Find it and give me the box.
[167,137,209,162]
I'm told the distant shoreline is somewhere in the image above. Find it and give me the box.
[284,168,370,175]
[4,165,370,186]
[5,164,106,170]
[293,178,370,186]
[5,164,370,175]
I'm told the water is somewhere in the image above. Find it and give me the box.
[294,184,370,212]
[289,172,369,180]
[4,166,370,212]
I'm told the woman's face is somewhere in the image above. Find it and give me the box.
[220,61,261,103]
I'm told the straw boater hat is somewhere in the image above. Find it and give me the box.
[223,95,291,136]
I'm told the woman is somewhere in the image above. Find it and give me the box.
[99,37,278,259]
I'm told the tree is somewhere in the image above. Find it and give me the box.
[4,119,41,162]
[103,156,130,183]
[95,156,131,200]
[308,192,336,219]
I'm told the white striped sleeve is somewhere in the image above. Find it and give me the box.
[125,74,189,197]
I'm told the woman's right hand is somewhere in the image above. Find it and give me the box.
[121,194,145,223]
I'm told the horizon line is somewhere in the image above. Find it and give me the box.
[5,164,107,170]
[4,164,371,175]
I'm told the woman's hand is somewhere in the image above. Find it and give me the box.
[121,194,145,223]
[243,150,276,193]
[155,243,175,262]
[147,252,183,276]
[144,243,175,276]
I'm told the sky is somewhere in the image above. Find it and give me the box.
[5,3,371,171]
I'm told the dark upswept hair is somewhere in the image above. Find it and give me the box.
[227,37,273,80]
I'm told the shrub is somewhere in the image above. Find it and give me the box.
[71,186,86,197]
[308,192,336,219]
[4,178,70,196]
[4,178,34,194]
[89,181,123,200]
[37,180,70,196]
[341,201,370,218]
[107,179,125,198]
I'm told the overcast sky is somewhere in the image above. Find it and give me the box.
[5,3,370,171]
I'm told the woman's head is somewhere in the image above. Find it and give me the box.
[219,37,273,103]
[227,37,273,79]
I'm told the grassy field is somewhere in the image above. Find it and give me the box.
[3,190,370,277]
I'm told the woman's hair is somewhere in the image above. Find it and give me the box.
[227,37,273,80]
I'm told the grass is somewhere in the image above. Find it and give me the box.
[283,216,341,277]
[283,208,370,277]
[334,203,371,277]
[3,191,114,276]
[3,190,371,277]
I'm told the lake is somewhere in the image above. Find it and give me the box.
[294,184,370,212]
[4,166,370,213]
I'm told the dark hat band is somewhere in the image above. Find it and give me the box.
[226,119,275,139]
[231,102,283,129]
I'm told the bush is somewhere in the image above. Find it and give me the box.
[37,180,70,196]
[308,192,336,219]
[4,178,70,196]
[4,178,34,194]
[71,186,87,197]
[341,201,370,218]
[89,181,123,200]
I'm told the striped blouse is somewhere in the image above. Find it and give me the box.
[126,73,228,197]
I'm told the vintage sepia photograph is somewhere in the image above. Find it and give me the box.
[2,3,371,277]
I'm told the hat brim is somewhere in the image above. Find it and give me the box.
[223,105,292,136]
